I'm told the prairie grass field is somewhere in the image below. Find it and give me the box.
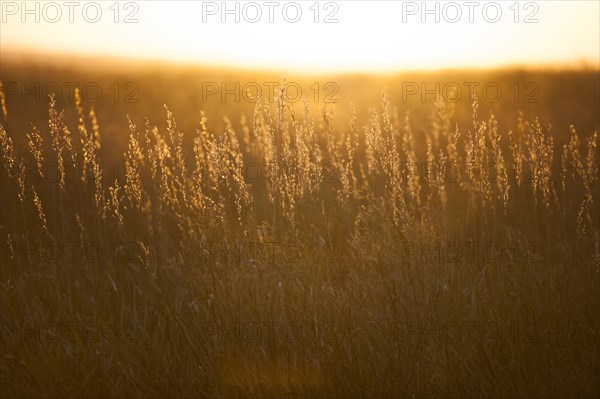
[0,56,599,398]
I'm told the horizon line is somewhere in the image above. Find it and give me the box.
[2,47,599,77]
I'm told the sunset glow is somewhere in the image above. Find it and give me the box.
[1,2,600,398]
[2,0,599,72]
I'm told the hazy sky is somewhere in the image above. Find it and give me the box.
[1,0,599,72]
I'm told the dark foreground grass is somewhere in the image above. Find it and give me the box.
[0,67,599,398]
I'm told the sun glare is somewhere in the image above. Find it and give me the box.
[2,1,600,398]
[1,0,598,72]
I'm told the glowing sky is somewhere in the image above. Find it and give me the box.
[1,0,599,72]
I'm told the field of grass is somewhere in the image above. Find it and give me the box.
[0,57,599,398]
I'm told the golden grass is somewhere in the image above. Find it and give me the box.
[0,69,599,398]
